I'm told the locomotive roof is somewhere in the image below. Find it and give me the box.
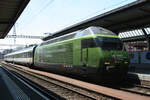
[40,30,81,46]
[40,26,117,46]
[84,26,117,36]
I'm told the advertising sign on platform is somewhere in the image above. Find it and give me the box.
[129,52,139,64]
[141,51,150,64]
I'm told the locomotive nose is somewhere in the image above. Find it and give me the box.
[102,51,129,68]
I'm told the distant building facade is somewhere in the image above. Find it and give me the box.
[124,40,148,52]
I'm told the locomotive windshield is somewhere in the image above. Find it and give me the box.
[97,37,123,50]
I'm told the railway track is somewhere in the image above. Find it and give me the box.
[115,83,150,97]
[0,66,62,100]
[1,62,150,100]
[131,85,150,95]
[1,62,114,100]
[115,74,150,96]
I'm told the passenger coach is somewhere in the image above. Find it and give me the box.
[4,46,36,66]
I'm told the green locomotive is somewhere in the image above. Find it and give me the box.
[34,26,129,82]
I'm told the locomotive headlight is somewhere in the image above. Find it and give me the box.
[104,62,110,65]
[106,65,115,70]
[124,61,128,64]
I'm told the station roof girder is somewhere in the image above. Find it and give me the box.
[0,0,30,38]
[119,27,150,42]
[43,0,150,41]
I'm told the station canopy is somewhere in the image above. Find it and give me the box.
[119,27,150,42]
[0,0,30,38]
[43,0,150,41]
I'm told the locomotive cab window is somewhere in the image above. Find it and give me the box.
[81,38,96,48]
[97,37,123,51]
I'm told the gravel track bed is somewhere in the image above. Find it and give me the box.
[1,62,114,100]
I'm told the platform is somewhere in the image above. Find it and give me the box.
[0,65,53,100]
[0,66,30,100]
[128,72,150,82]
[128,64,150,82]
[0,71,13,100]
[129,64,150,74]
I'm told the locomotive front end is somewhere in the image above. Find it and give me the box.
[88,26,130,82]
[98,49,129,82]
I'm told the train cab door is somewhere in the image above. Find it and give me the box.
[81,38,96,67]
[81,39,88,66]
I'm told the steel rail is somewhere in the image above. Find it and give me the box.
[117,82,150,96]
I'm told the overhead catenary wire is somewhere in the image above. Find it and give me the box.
[20,0,55,29]
[67,0,135,27]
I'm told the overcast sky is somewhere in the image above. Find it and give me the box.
[0,0,136,51]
